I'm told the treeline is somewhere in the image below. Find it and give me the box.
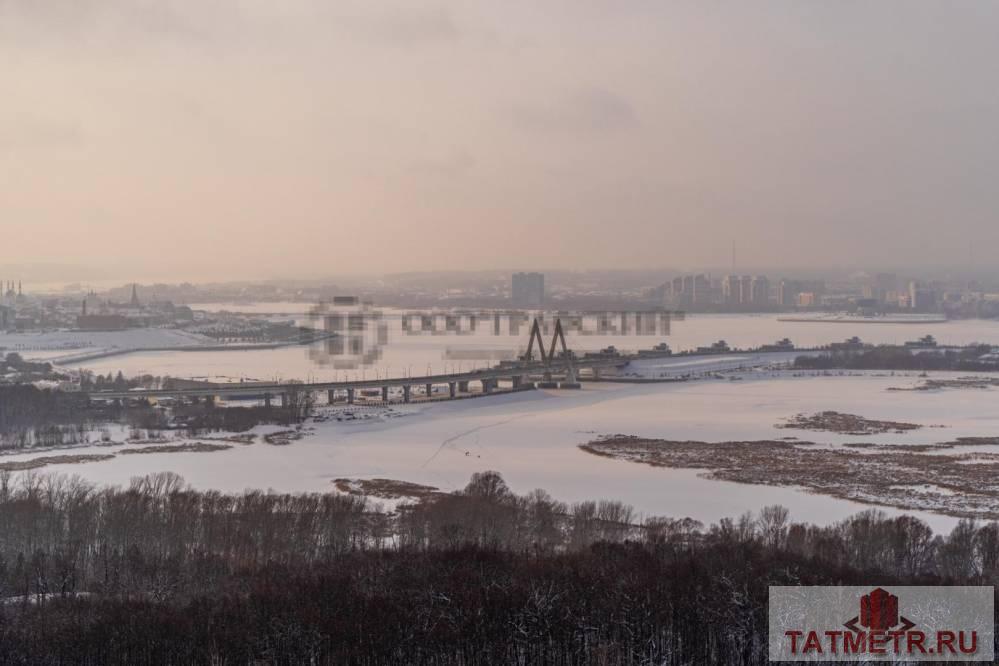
[79,370,163,392]
[0,384,131,450]
[0,384,314,451]
[795,344,996,371]
[0,353,63,383]
[0,385,93,433]
[0,471,996,663]
[171,398,315,431]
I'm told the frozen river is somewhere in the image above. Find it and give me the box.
[7,371,997,533]
[60,311,999,383]
[8,309,999,533]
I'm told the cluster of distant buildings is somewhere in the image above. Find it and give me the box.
[5,270,999,335]
[0,281,194,333]
[509,271,834,311]
[646,272,998,315]
[854,273,994,316]
[511,272,546,307]
[650,274,811,308]
[657,274,780,308]
[506,270,990,315]
[0,281,28,330]
[75,285,194,330]
[859,273,939,311]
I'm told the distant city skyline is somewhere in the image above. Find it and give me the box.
[2,261,999,291]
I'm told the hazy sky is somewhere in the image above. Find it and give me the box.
[2,1,997,282]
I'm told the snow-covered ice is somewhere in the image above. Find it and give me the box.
[8,372,998,533]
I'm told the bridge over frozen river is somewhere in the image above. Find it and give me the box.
[85,348,815,406]
[85,352,643,405]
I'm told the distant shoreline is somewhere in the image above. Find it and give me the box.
[777,315,948,324]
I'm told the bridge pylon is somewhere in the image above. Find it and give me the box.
[523,317,579,389]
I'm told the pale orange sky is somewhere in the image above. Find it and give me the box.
[1,1,997,282]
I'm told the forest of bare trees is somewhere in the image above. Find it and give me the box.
[0,469,995,664]
[794,344,997,371]
[0,384,314,451]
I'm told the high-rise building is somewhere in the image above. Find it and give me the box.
[908,281,937,311]
[670,276,684,302]
[797,292,817,307]
[692,274,710,304]
[779,279,825,307]
[722,275,740,304]
[722,275,768,305]
[750,276,770,304]
[779,279,808,307]
[681,275,696,302]
[737,275,751,303]
[665,274,713,306]
[863,273,898,303]
[511,272,545,307]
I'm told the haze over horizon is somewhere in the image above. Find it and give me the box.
[3,1,997,282]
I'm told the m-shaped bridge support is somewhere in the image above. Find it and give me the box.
[524,317,579,390]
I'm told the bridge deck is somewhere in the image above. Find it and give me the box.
[84,348,814,400]
[85,355,637,399]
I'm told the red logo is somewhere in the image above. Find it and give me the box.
[843,587,916,633]
[779,586,984,659]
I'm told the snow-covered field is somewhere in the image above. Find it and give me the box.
[5,371,997,532]
[3,328,211,362]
